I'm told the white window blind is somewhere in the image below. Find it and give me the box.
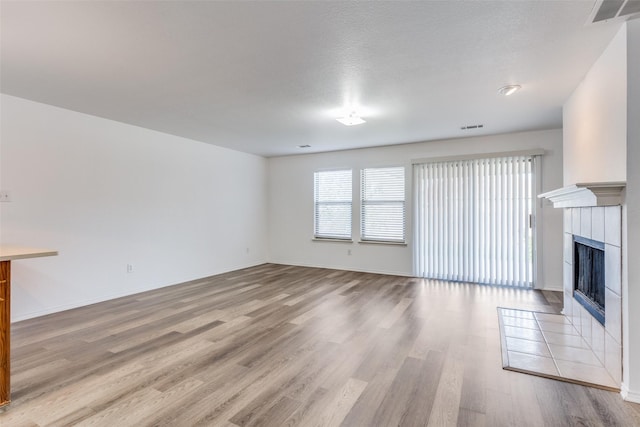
[414,156,534,287]
[361,167,406,242]
[314,169,352,239]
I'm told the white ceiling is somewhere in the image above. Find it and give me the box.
[0,1,623,157]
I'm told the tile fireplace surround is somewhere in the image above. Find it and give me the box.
[563,205,622,386]
[539,183,625,388]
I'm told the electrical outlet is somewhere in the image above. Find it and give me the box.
[126,264,134,273]
[347,249,352,256]
[0,190,11,202]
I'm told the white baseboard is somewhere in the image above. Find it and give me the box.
[536,283,563,292]
[12,261,267,322]
[621,383,640,403]
[269,261,413,278]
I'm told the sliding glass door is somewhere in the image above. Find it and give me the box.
[414,155,535,287]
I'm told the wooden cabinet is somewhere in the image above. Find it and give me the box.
[0,260,9,407]
[0,247,57,408]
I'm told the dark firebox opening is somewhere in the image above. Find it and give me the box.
[574,236,605,325]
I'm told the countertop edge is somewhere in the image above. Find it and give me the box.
[0,249,59,262]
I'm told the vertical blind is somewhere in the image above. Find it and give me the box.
[361,167,406,242]
[314,169,352,239]
[414,156,534,287]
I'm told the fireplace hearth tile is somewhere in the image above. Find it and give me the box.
[501,316,539,330]
[541,330,590,349]
[537,320,580,335]
[506,337,553,357]
[548,343,602,366]
[498,307,619,391]
[507,351,559,377]
[555,360,618,389]
[500,309,535,319]
[503,325,545,342]
[534,312,572,324]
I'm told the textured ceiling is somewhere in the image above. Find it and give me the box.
[0,1,623,157]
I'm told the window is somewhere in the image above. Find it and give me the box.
[361,167,406,243]
[414,155,535,287]
[314,169,352,239]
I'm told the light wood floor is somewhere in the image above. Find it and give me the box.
[1,264,639,426]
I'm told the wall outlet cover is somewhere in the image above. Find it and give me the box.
[0,191,12,202]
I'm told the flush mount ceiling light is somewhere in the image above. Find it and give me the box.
[497,84,522,96]
[336,111,366,126]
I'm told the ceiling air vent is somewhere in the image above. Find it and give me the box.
[588,0,640,24]
[460,124,484,131]
[621,0,640,15]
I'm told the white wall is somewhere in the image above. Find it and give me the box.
[0,95,268,321]
[268,129,564,290]
[562,22,640,403]
[623,19,640,404]
[563,27,627,186]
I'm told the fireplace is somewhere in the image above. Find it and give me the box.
[573,236,605,325]
[539,183,624,387]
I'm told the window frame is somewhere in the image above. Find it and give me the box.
[313,169,353,241]
[360,166,406,244]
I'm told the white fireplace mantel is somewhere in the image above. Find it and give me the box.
[538,182,626,208]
